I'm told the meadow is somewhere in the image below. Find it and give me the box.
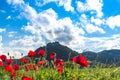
[0,49,120,80]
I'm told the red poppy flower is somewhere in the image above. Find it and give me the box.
[6,59,13,65]
[28,63,34,70]
[13,64,20,70]
[24,65,30,72]
[76,55,88,67]
[71,57,76,63]
[37,49,45,57]
[57,66,64,74]
[5,65,14,73]
[19,58,28,64]
[28,50,36,57]
[0,54,7,61]
[38,61,46,66]
[22,76,33,80]
[33,64,38,71]
[11,72,17,77]
[54,59,64,67]
[50,52,56,59]
[0,61,4,67]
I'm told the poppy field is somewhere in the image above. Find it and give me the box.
[0,49,120,80]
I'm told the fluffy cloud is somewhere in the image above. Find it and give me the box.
[7,0,24,5]
[8,31,17,37]
[79,14,105,34]
[0,28,6,33]
[5,1,85,56]
[8,35,45,58]
[85,24,105,34]
[6,16,11,20]
[58,0,74,12]
[77,0,103,17]
[106,15,120,29]
[91,17,104,26]
[21,4,37,21]
[35,0,74,12]
[21,6,85,48]
[0,36,3,54]
[84,34,120,52]
[9,35,44,47]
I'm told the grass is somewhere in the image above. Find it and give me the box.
[0,50,120,80]
[0,63,120,80]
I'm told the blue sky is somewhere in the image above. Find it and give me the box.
[0,0,120,58]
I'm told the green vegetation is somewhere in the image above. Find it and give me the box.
[0,63,120,80]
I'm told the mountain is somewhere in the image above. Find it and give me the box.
[82,49,120,66]
[35,42,120,66]
[97,49,120,66]
[35,42,79,61]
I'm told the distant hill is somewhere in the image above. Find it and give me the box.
[35,42,79,61]
[34,42,120,66]
[82,50,120,66]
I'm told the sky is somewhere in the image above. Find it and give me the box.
[0,0,120,58]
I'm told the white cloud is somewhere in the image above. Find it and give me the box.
[79,14,88,25]
[58,0,74,12]
[1,47,26,59]
[0,28,6,33]
[8,35,46,57]
[106,15,120,29]
[21,4,37,21]
[0,10,6,13]
[85,24,105,34]
[82,34,120,52]
[8,31,17,37]
[0,36,3,52]
[8,3,85,56]
[35,0,57,6]
[21,6,85,44]
[91,16,104,26]
[79,14,105,34]
[7,0,24,5]
[9,35,44,47]
[76,1,88,12]
[35,0,74,12]
[6,16,11,20]
[77,0,103,17]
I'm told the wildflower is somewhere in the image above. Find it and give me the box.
[34,64,38,71]
[76,55,88,67]
[11,72,17,77]
[6,59,13,65]
[19,58,28,64]
[37,49,45,57]
[50,52,56,59]
[28,50,36,57]
[0,54,7,61]
[57,66,64,74]
[11,72,17,80]
[28,63,34,70]
[38,61,46,66]
[24,65,30,72]
[22,76,33,80]
[71,57,76,63]
[13,64,20,70]
[54,59,64,67]
[0,61,4,67]
[5,65,14,74]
